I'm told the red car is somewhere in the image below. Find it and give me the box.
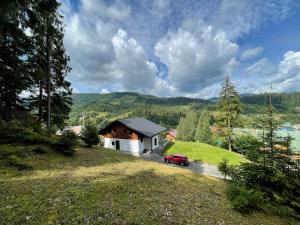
[164,154,189,166]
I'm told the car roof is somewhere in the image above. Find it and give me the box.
[172,154,187,158]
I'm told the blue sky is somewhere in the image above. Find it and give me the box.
[61,0,300,98]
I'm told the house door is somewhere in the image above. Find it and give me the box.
[116,140,120,150]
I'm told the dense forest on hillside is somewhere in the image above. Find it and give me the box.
[69,92,300,128]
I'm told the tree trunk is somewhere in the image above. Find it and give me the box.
[38,80,43,124]
[46,16,51,132]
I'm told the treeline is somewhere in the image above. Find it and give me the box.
[0,0,71,130]
[177,110,213,144]
[241,92,300,113]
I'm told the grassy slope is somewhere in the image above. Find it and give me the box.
[0,146,298,225]
[165,141,247,165]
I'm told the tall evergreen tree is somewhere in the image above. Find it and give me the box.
[29,0,71,130]
[0,0,34,121]
[216,76,241,151]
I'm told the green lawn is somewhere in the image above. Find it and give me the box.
[165,141,247,165]
[0,145,297,225]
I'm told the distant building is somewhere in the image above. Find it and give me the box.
[293,124,300,130]
[99,117,166,155]
[166,130,177,142]
[56,125,83,135]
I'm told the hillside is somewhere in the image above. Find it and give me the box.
[165,141,247,165]
[0,146,298,225]
[69,92,212,128]
[69,92,300,127]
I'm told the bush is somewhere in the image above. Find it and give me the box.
[80,124,100,148]
[33,145,48,154]
[6,155,33,170]
[0,120,52,145]
[51,130,79,156]
[218,158,234,179]
[233,135,261,157]
[227,183,263,213]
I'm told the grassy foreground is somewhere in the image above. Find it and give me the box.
[165,141,247,165]
[0,146,298,225]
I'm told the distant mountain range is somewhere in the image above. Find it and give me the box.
[69,92,300,127]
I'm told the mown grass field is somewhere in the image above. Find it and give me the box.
[164,141,247,165]
[0,146,298,225]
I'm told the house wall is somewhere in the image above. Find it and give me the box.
[144,137,152,150]
[166,134,175,142]
[103,123,140,140]
[104,137,144,156]
[152,135,159,149]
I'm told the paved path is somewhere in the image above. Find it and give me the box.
[141,153,224,179]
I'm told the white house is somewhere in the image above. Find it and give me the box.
[99,117,165,156]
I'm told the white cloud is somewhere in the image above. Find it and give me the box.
[271,51,300,92]
[245,58,276,76]
[100,88,110,94]
[63,1,157,92]
[155,25,238,93]
[241,47,263,60]
[215,0,294,39]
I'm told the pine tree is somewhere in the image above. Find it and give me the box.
[0,0,34,121]
[29,0,71,130]
[216,76,241,151]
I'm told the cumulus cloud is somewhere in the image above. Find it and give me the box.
[245,58,276,76]
[61,0,298,97]
[63,1,157,92]
[241,47,263,61]
[215,0,294,39]
[155,25,238,93]
[270,51,300,92]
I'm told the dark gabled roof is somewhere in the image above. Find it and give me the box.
[100,117,166,137]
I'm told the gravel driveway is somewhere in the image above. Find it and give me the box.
[141,153,224,179]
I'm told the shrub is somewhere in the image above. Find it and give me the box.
[218,158,234,179]
[51,130,79,156]
[80,124,100,148]
[6,155,33,170]
[0,120,52,145]
[33,145,48,154]
[233,135,261,157]
[227,183,263,213]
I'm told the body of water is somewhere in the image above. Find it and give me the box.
[234,128,300,152]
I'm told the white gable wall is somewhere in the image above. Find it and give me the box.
[152,135,159,149]
[104,138,144,156]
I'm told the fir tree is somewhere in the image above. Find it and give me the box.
[0,0,34,121]
[216,76,241,151]
[29,0,71,130]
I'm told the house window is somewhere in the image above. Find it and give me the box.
[130,131,132,135]
[154,137,157,146]
[112,141,115,146]
[141,137,143,142]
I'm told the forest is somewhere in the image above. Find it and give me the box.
[69,91,300,128]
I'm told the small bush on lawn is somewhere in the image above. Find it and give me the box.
[227,183,263,213]
[218,158,234,178]
[51,130,79,156]
[33,145,48,154]
[6,155,33,170]
[80,124,100,148]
